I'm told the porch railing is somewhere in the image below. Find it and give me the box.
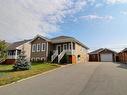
[58,50,67,63]
[7,55,17,59]
[51,50,58,62]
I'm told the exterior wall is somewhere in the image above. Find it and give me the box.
[3,59,16,64]
[118,51,127,63]
[52,42,88,64]
[89,54,99,62]
[17,42,31,61]
[74,43,88,63]
[30,37,52,61]
[89,50,116,62]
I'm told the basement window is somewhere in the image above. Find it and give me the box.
[77,55,81,61]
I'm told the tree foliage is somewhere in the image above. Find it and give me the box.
[13,52,31,71]
[0,40,7,62]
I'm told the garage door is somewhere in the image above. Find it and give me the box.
[100,54,113,62]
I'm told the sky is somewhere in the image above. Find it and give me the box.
[0,0,127,52]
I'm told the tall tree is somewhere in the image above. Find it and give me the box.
[0,40,7,62]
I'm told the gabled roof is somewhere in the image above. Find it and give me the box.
[89,48,117,54]
[30,35,51,43]
[51,36,89,49]
[89,48,104,54]
[8,39,31,50]
[122,48,127,52]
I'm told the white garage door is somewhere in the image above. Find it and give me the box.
[100,54,113,62]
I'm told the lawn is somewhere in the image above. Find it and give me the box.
[0,63,60,86]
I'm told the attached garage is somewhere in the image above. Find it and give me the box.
[89,48,117,62]
[100,54,113,62]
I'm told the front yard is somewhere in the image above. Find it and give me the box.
[0,63,60,86]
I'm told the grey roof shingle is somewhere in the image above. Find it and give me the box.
[89,48,117,54]
[89,48,104,54]
[51,36,89,49]
[122,48,127,52]
[8,39,31,50]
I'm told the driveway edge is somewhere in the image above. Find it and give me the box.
[0,64,72,88]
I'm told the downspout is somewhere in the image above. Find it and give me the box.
[46,42,48,61]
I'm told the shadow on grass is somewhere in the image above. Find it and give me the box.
[0,69,14,73]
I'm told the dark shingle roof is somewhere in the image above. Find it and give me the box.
[122,48,127,52]
[8,39,31,50]
[89,48,117,54]
[51,36,89,49]
[89,48,104,54]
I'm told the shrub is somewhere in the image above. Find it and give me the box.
[13,52,31,71]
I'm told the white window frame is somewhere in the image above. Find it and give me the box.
[32,44,36,52]
[37,43,41,52]
[42,43,46,51]
[68,43,71,50]
[63,44,67,50]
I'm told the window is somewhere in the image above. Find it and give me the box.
[63,44,67,50]
[42,43,46,51]
[32,44,36,52]
[73,43,75,50]
[37,44,41,52]
[77,55,81,61]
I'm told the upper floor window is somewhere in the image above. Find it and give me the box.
[32,44,36,52]
[73,43,75,50]
[63,44,67,50]
[37,44,41,52]
[42,43,46,51]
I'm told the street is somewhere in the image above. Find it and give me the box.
[0,62,127,95]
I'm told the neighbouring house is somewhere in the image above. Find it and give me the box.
[89,48,117,62]
[30,35,89,64]
[4,40,31,64]
[117,48,127,63]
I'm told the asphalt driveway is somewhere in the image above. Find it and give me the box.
[0,62,127,95]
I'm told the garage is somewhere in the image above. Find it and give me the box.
[89,48,117,62]
[100,54,113,62]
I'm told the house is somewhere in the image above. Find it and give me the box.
[4,40,31,64]
[118,48,127,63]
[89,48,117,62]
[30,35,89,64]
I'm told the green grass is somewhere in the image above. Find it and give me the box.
[0,63,60,86]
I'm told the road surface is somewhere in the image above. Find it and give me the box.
[0,62,127,95]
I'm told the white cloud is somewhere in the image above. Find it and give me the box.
[80,15,113,21]
[105,0,127,4]
[95,3,103,8]
[0,0,88,42]
[120,11,127,15]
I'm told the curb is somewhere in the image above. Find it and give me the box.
[0,64,72,88]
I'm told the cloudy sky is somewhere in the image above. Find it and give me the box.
[0,0,127,51]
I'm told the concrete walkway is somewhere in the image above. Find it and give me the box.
[0,62,127,95]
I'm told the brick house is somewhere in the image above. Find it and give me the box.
[89,48,117,62]
[117,48,127,63]
[30,35,89,64]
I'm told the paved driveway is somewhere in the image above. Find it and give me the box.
[0,62,127,95]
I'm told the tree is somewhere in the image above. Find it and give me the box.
[13,51,31,71]
[0,40,7,62]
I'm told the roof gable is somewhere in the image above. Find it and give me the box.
[8,39,31,50]
[121,48,127,52]
[89,48,117,54]
[30,35,50,43]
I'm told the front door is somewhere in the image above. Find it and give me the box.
[57,45,61,54]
